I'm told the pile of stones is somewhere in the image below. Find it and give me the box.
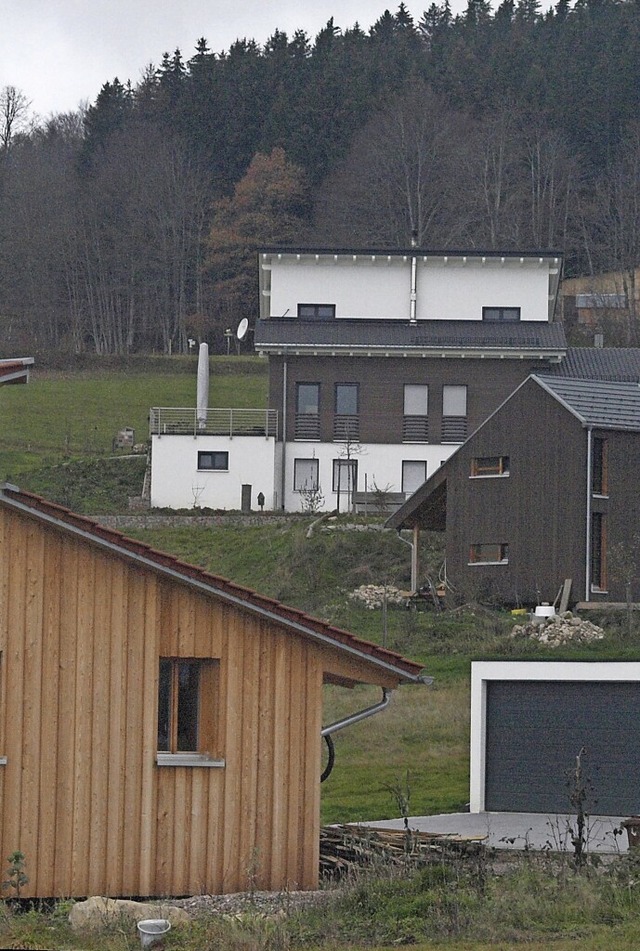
[510,611,605,646]
[348,584,409,610]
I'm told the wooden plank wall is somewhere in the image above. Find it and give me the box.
[0,508,326,897]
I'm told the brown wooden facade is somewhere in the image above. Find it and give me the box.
[0,486,422,899]
[268,355,563,446]
[389,376,640,606]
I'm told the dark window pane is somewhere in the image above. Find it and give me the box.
[157,659,172,751]
[297,384,319,415]
[177,661,200,752]
[336,384,358,415]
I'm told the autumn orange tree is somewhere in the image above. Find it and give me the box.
[205,147,309,345]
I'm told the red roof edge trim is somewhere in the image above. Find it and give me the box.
[0,485,424,679]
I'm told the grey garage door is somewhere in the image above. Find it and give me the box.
[485,680,640,814]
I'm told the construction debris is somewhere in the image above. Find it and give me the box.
[510,611,605,646]
[348,585,409,609]
[320,824,483,877]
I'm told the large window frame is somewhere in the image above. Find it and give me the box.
[402,460,427,495]
[295,382,320,440]
[334,383,359,441]
[293,458,320,492]
[332,458,358,493]
[157,658,222,767]
[403,384,429,443]
[442,384,468,443]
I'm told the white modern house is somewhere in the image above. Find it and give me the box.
[149,247,565,512]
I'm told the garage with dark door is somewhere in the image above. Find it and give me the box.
[470,662,640,815]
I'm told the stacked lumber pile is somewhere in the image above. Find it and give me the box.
[320,825,483,877]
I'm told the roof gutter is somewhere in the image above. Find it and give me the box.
[0,489,424,685]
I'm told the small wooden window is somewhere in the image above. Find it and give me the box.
[591,514,607,591]
[471,456,510,477]
[469,543,509,565]
[157,659,218,755]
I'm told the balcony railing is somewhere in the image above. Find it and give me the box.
[333,415,360,442]
[441,416,467,443]
[403,415,429,443]
[150,407,278,438]
[294,413,320,440]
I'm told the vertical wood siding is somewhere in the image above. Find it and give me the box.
[0,508,339,897]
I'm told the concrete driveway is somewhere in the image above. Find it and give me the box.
[365,812,629,853]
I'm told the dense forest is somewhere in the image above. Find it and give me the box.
[1,0,640,354]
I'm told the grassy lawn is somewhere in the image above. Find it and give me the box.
[0,356,267,479]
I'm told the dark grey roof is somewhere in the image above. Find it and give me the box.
[535,375,640,430]
[259,245,563,259]
[548,347,640,382]
[254,319,567,354]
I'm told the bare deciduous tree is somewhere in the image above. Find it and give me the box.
[0,85,31,153]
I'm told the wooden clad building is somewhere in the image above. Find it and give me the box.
[0,485,423,898]
[388,373,640,606]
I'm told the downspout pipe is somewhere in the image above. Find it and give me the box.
[322,680,433,738]
[585,426,593,601]
[409,253,418,325]
[322,688,393,737]
[281,358,287,511]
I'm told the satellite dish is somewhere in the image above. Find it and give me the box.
[236,318,249,341]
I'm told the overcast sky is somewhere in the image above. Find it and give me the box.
[0,0,470,120]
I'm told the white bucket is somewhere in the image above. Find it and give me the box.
[137,918,171,950]
[534,603,556,620]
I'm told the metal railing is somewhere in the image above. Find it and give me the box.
[441,416,467,443]
[403,415,429,443]
[150,407,278,438]
[294,414,320,440]
[333,415,360,442]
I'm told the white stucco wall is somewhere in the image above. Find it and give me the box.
[150,434,456,512]
[150,435,277,510]
[266,256,554,323]
[282,441,456,513]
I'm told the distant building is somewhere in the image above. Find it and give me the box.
[561,268,639,332]
[150,247,565,511]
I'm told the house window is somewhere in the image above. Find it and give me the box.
[198,451,229,471]
[334,383,359,441]
[442,385,467,442]
[591,513,607,591]
[469,543,509,565]
[592,437,608,496]
[333,458,358,493]
[295,383,320,440]
[402,460,427,495]
[403,384,429,443]
[157,658,218,755]
[482,307,521,322]
[470,456,510,477]
[294,458,319,492]
[297,303,336,320]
